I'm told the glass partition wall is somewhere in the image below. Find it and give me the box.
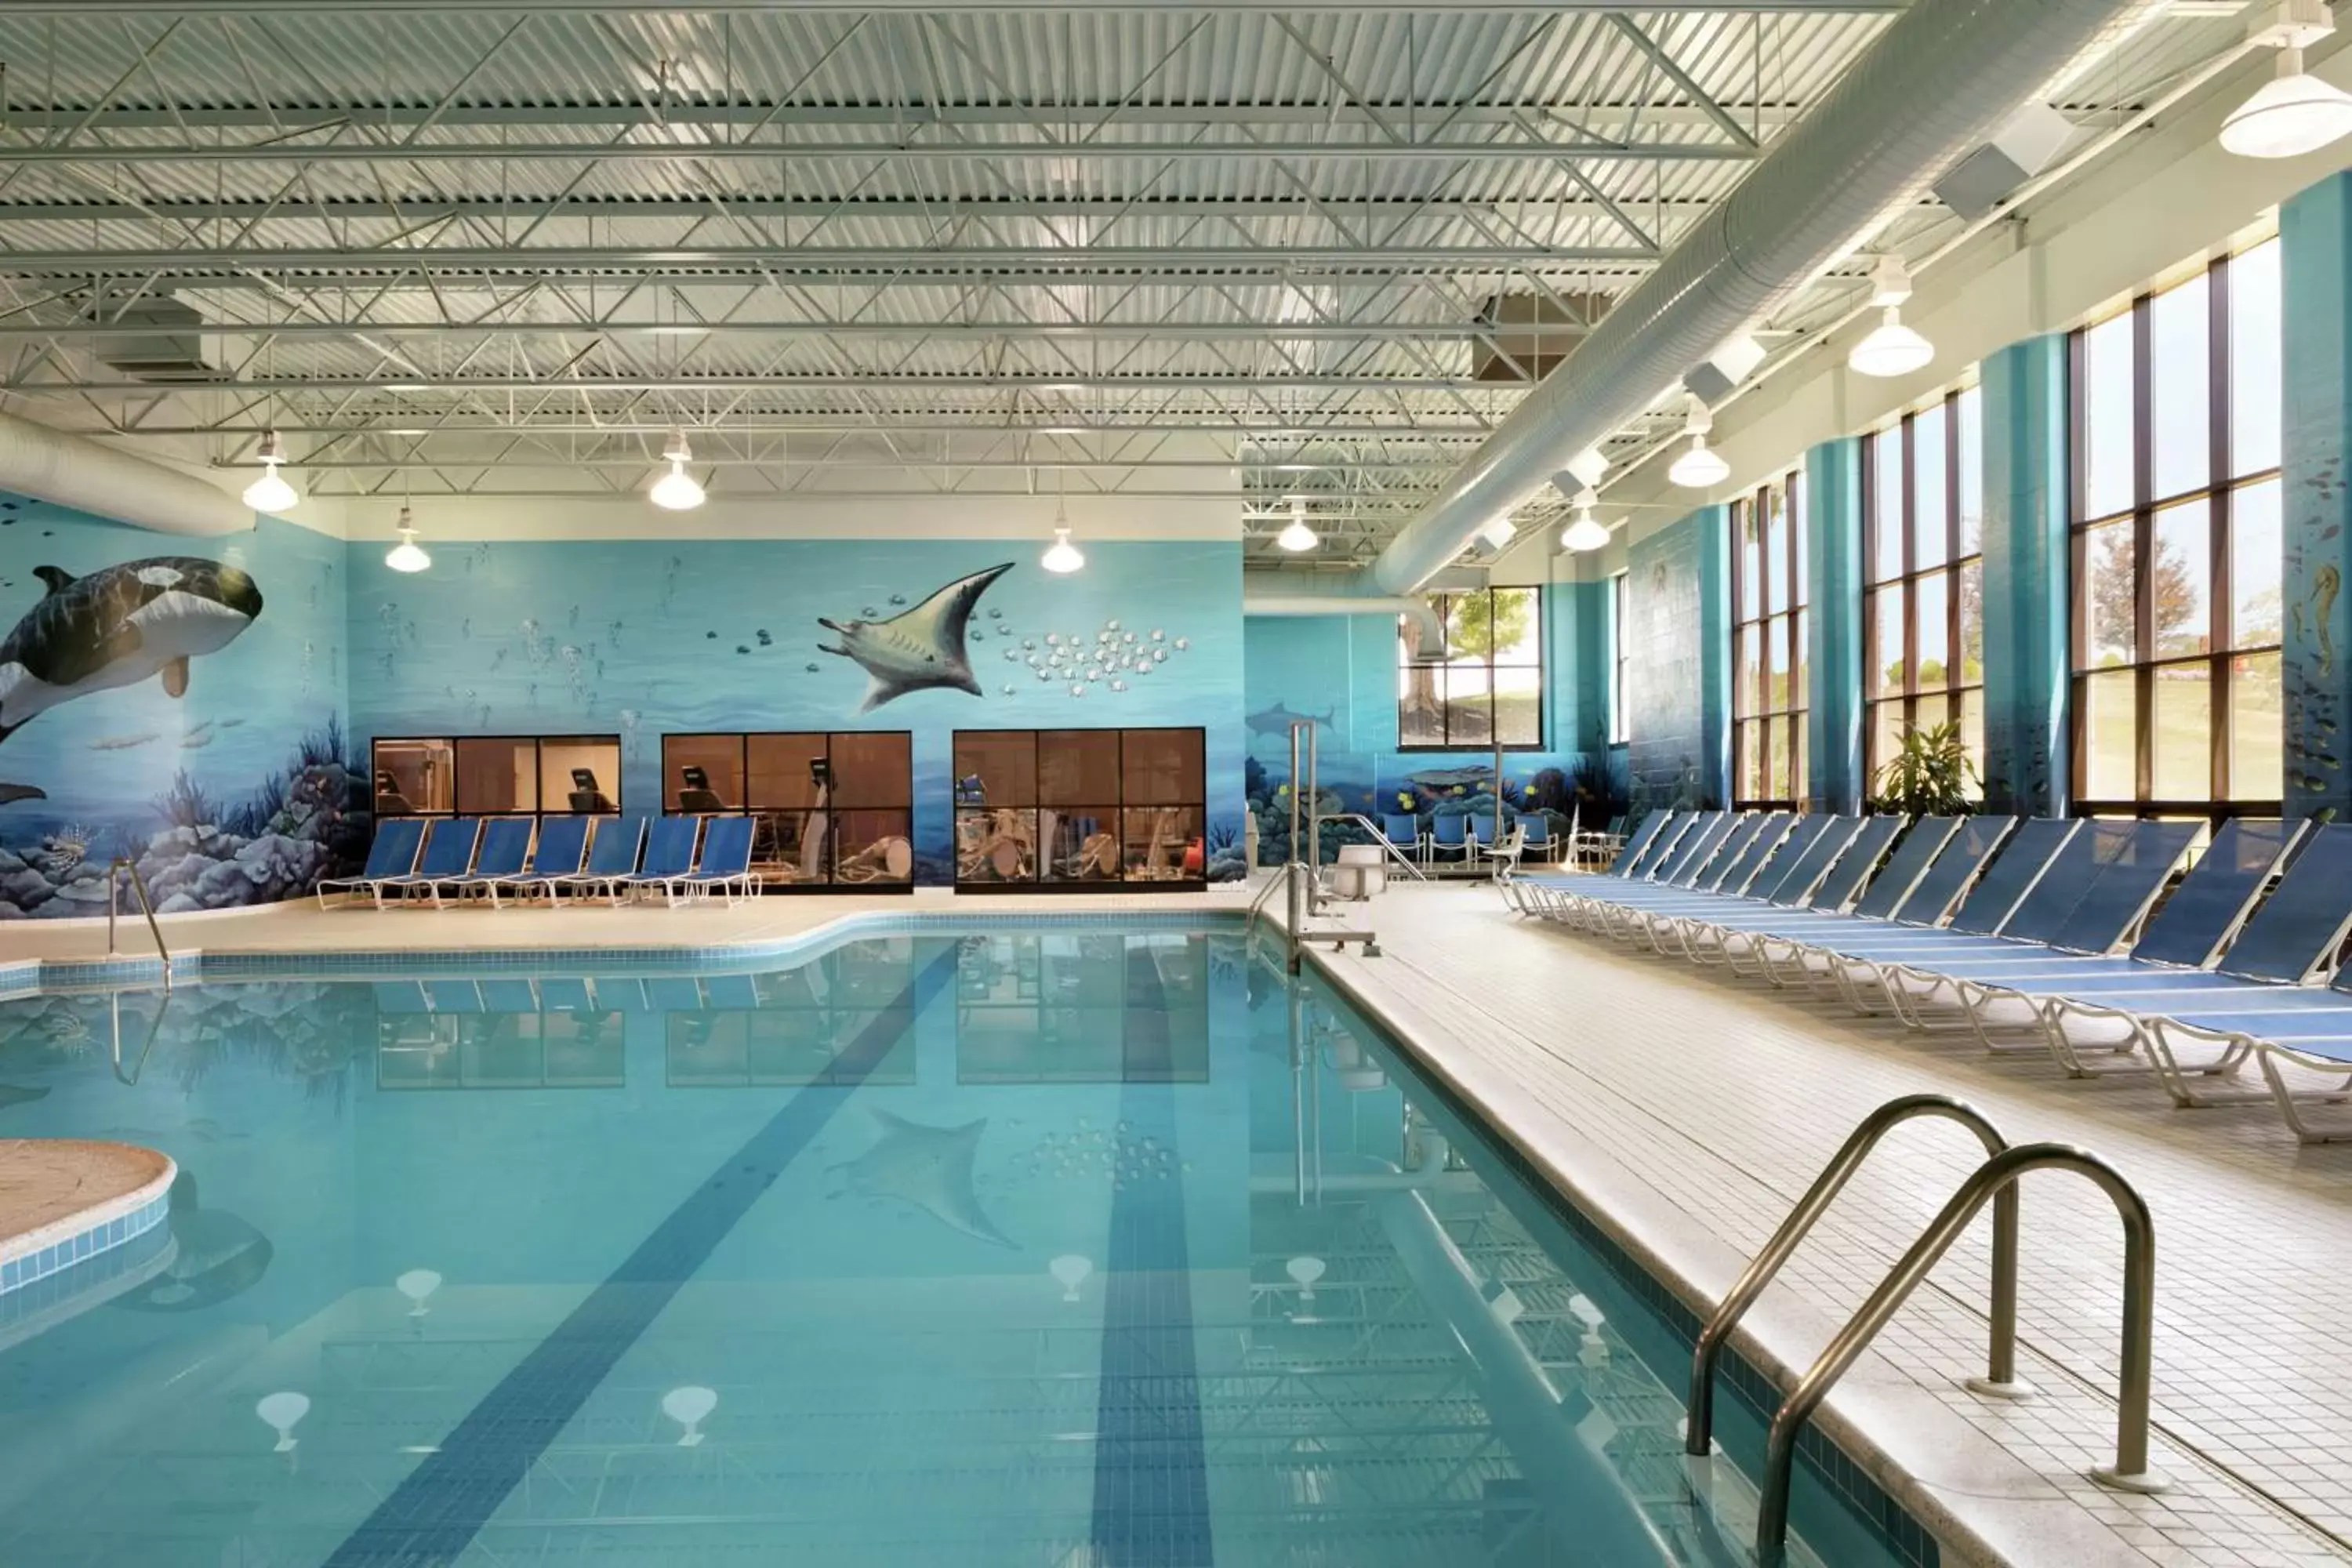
[954,728,1207,891]
[371,735,621,818]
[661,731,914,891]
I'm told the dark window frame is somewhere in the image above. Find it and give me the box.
[1398,584,1547,752]
[1863,387,1985,791]
[2067,242,2284,822]
[1609,570,1630,747]
[1730,468,1809,808]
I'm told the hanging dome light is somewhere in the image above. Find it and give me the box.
[1848,254,1935,379]
[648,427,706,510]
[2223,44,2352,157]
[241,429,299,512]
[1667,396,1730,489]
[1560,491,1611,554]
[384,505,432,573]
[1041,493,1085,573]
[1276,498,1319,553]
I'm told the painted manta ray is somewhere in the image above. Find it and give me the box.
[828,1109,1017,1250]
[818,563,1011,714]
[0,556,263,746]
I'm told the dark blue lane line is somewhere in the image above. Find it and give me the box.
[1091,938,1214,1567]
[325,949,953,1568]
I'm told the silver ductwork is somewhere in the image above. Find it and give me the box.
[1364,0,2159,597]
[0,411,251,535]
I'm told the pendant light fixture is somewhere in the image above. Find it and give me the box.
[1275,498,1319,554]
[385,504,431,573]
[1666,396,1731,489]
[1041,474,1084,573]
[242,429,299,512]
[1560,491,1611,554]
[1847,254,1935,379]
[2221,2,2352,158]
[648,427,706,510]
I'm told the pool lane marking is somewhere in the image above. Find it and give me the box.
[323,950,952,1568]
[1091,939,1214,1567]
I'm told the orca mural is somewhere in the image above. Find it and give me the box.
[0,497,359,920]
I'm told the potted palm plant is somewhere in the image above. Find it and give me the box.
[1871,720,1979,815]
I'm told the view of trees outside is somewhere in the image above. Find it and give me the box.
[1399,586,1543,748]
[2073,237,2283,805]
[1865,385,1984,793]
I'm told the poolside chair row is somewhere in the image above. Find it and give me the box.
[1373,813,1560,869]
[1506,808,2352,1145]
[318,814,759,909]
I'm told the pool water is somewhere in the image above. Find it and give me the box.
[0,930,1915,1567]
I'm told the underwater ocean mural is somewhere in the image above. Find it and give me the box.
[347,535,1245,883]
[0,495,358,919]
[1240,601,1616,865]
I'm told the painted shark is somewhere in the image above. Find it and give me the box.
[0,557,263,744]
[1246,702,1336,739]
[829,1109,1017,1250]
[817,564,1011,714]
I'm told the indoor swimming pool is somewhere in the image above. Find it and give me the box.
[0,927,1924,1568]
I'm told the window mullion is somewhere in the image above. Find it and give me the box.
[2132,294,2157,804]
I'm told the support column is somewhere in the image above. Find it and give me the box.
[2283,173,2352,822]
[1696,503,1733,808]
[1980,334,2071,815]
[1805,437,1864,811]
[1548,569,1610,756]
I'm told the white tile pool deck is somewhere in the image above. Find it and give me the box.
[5,877,2348,1565]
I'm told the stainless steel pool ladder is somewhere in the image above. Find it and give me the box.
[1696,1094,2165,1566]
[107,857,172,987]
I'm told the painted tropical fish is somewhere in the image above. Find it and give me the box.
[818,563,1011,713]
[0,557,263,744]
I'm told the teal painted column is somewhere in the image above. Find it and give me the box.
[1980,334,2071,815]
[1696,503,1733,807]
[1805,437,1864,811]
[2283,174,2352,821]
[1548,575,1610,754]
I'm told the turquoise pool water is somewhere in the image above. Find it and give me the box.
[0,930,1922,1567]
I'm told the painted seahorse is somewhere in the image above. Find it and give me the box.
[2316,564,2342,678]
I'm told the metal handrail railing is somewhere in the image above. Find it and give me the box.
[1334,814,1430,880]
[111,988,171,1086]
[1755,1142,2165,1566]
[107,858,172,987]
[1687,1094,2020,1457]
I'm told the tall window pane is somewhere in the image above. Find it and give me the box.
[1862,384,1985,785]
[2070,241,2281,812]
[1731,470,1809,806]
[1399,586,1545,750]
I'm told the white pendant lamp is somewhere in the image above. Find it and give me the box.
[1667,396,1730,489]
[2223,45,2352,158]
[242,430,299,512]
[384,505,432,573]
[1276,498,1319,554]
[1041,492,1085,573]
[648,427,706,510]
[1560,491,1611,554]
[1848,254,1935,379]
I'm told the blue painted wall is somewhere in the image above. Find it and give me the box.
[2283,174,2352,821]
[347,536,1247,881]
[1980,335,2071,815]
[1623,514,1719,808]
[0,499,356,918]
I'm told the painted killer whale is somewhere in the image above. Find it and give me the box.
[0,557,264,749]
[818,563,1011,714]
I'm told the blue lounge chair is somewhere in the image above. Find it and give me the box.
[1519,816,1557,864]
[1621,811,1695,879]
[620,816,704,901]
[1427,816,1470,866]
[558,818,647,902]
[1706,813,1794,895]
[428,818,535,907]
[662,815,757,905]
[370,818,484,908]
[1379,813,1424,861]
[316,818,426,908]
[483,815,593,906]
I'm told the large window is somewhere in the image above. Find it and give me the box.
[1399,586,1544,749]
[2070,238,2282,814]
[1864,385,1985,789]
[1610,571,1629,746]
[1732,470,1809,806]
